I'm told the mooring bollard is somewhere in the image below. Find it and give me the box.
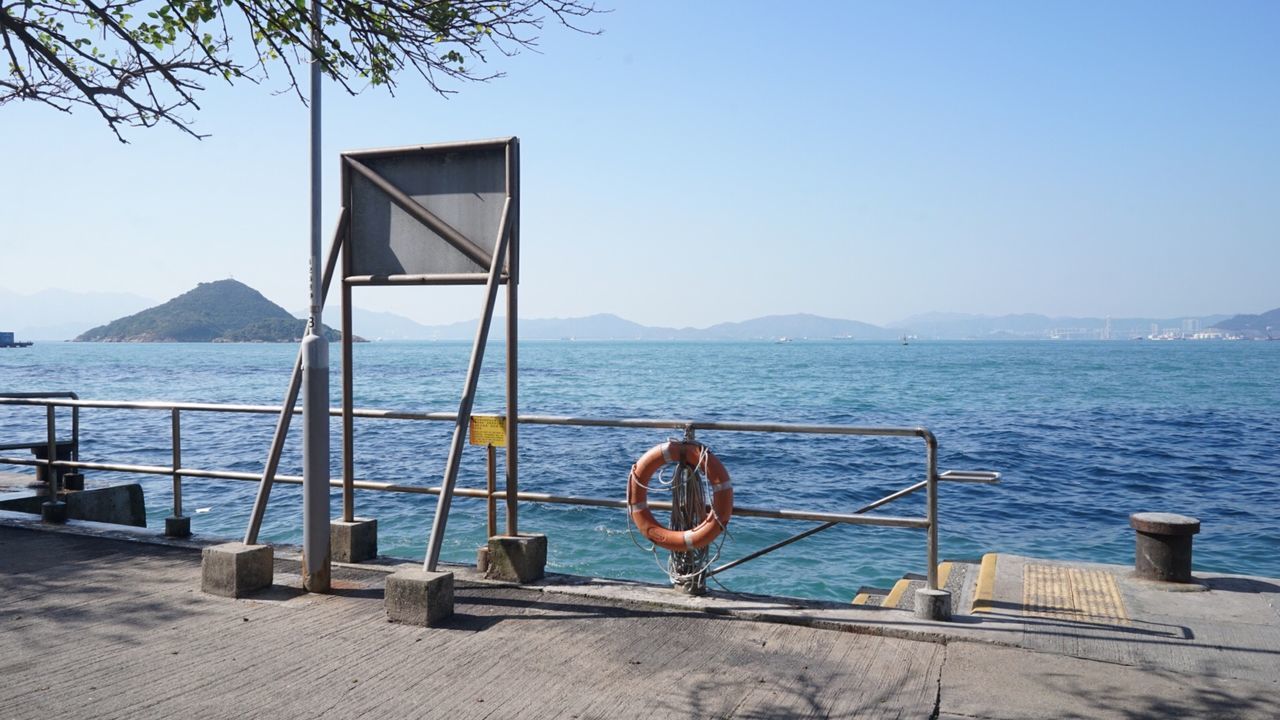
[1130,512,1200,583]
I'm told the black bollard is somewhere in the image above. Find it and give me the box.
[1130,512,1200,583]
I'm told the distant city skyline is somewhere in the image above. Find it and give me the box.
[2,2,1277,328]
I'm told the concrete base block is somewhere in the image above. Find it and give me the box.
[331,517,377,563]
[41,500,67,524]
[486,534,547,583]
[385,569,454,626]
[201,543,273,598]
[914,588,952,621]
[165,515,191,538]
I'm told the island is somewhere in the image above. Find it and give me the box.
[75,279,360,343]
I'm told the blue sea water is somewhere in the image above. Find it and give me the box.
[2,339,1278,602]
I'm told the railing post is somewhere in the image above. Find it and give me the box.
[914,430,951,621]
[45,405,57,493]
[926,434,938,592]
[165,408,191,537]
[486,443,497,539]
[172,409,183,517]
[41,404,66,523]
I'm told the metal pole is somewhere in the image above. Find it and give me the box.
[423,198,513,572]
[925,432,939,591]
[171,408,183,518]
[341,269,354,523]
[300,0,330,592]
[40,403,65,522]
[45,405,57,494]
[504,138,519,537]
[486,444,497,538]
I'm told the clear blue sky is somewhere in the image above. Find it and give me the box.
[2,1,1277,327]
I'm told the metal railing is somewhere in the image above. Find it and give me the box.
[0,394,999,598]
[0,392,79,492]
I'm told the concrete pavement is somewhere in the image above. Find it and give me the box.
[1,516,1277,718]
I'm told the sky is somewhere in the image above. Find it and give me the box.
[2,1,1278,327]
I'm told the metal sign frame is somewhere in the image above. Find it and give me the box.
[244,137,521,573]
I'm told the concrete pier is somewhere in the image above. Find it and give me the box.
[1,517,1278,719]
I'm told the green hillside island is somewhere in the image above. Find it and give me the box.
[75,280,359,343]
[1212,307,1280,338]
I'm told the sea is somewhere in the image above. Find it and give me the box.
[2,339,1278,602]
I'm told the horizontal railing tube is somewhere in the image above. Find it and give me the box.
[0,454,929,529]
[0,398,937,440]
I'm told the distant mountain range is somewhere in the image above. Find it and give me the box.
[75,280,351,343]
[340,309,1260,342]
[323,311,899,341]
[0,288,155,340]
[3,281,1274,342]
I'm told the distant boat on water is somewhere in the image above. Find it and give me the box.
[901,335,909,346]
[0,331,32,348]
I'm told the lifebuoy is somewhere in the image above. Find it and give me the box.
[627,441,733,552]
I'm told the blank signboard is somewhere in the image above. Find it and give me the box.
[344,141,512,277]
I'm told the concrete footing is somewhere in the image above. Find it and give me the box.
[385,569,454,626]
[330,517,377,563]
[165,515,191,538]
[40,500,67,524]
[201,543,273,598]
[1130,512,1200,583]
[485,534,547,583]
[914,588,952,621]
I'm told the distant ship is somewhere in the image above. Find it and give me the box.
[901,335,909,346]
[0,331,32,349]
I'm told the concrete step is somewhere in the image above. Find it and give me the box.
[850,560,982,611]
[851,586,891,607]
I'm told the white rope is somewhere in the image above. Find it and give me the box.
[625,440,733,587]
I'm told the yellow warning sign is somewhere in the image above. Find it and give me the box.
[468,415,507,447]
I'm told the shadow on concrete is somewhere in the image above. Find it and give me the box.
[0,527,204,650]
[451,586,721,627]
[1035,666,1279,719]
[1203,576,1280,596]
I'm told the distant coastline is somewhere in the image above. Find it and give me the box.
[3,282,1274,343]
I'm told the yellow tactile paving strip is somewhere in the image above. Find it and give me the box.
[1023,564,1129,625]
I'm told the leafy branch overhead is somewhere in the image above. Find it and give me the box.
[0,0,600,141]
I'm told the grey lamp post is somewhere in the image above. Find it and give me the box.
[301,0,331,593]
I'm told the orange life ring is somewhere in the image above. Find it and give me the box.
[627,441,733,552]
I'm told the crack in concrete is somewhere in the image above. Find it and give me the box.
[930,643,947,720]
